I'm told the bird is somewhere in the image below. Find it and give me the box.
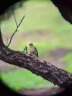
[29,43,38,57]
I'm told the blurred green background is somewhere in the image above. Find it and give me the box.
[0,0,72,92]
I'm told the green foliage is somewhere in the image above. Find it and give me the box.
[2,0,72,50]
[1,70,54,91]
[63,53,72,73]
[2,1,72,34]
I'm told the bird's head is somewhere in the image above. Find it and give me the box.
[29,43,34,48]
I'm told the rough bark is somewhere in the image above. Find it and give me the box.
[0,45,72,88]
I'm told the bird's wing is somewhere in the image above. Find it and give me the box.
[23,46,28,53]
[34,47,38,57]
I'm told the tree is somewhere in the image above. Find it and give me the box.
[0,0,72,96]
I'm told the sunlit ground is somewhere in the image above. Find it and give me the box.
[0,0,72,92]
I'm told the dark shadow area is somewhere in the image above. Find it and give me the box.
[0,79,72,96]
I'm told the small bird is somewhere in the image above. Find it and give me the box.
[29,43,38,57]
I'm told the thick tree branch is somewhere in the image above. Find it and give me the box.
[0,45,72,88]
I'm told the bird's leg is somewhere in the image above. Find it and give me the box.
[29,54,36,57]
[29,53,33,56]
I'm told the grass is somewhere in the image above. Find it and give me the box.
[63,53,72,73]
[1,69,55,91]
[1,0,72,91]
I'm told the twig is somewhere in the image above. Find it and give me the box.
[7,15,25,47]
[6,8,18,46]
[6,38,8,46]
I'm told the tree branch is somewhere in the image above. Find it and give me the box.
[7,15,25,47]
[0,45,72,88]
